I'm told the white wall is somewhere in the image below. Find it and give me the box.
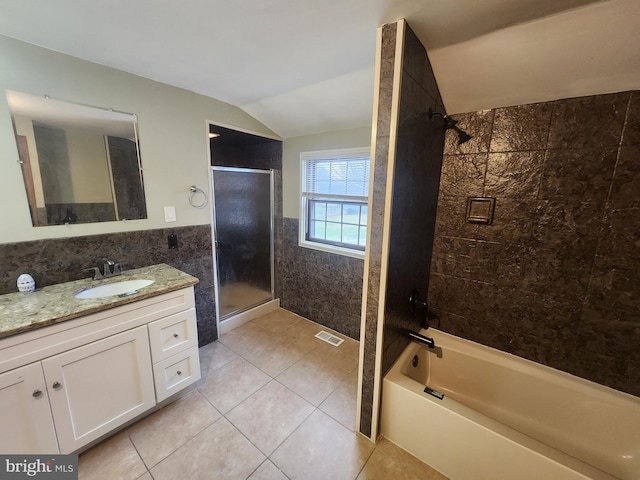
[429,0,640,115]
[0,35,278,244]
[281,126,372,218]
[66,129,113,203]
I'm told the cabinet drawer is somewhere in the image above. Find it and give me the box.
[153,346,200,403]
[148,308,197,363]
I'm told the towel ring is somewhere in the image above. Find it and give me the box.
[188,186,208,209]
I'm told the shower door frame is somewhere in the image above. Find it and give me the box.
[210,165,275,330]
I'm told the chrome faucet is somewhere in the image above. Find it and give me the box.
[102,258,115,276]
[84,259,125,280]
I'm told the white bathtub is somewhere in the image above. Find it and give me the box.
[381,329,640,480]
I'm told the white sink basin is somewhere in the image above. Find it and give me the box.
[75,279,154,299]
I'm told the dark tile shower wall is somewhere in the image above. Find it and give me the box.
[381,25,445,375]
[0,225,217,345]
[359,20,445,438]
[280,218,363,340]
[429,91,640,397]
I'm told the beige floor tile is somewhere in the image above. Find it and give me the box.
[218,322,276,356]
[310,338,360,374]
[78,431,147,480]
[271,410,374,480]
[249,308,303,333]
[79,310,368,480]
[357,438,449,480]
[198,357,271,413]
[276,353,348,406]
[308,344,358,373]
[227,380,314,456]
[128,390,221,468]
[243,337,309,377]
[150,418,265,480]
[280,318,329,353]
[248,460,289,480]
[199,341,239,381]
[319,374,358,431]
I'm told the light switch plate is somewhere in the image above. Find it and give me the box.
[164,206,177,222]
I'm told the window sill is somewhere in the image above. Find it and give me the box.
[298,239,365,260]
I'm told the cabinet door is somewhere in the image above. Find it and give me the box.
[42,326,155,453]
[0,362,59,453]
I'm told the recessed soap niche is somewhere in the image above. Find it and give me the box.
[466,197,496,225]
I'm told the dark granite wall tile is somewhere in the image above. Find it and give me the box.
[609,146,640,208]
[439,154,487,197]
[484,151,544,198]
[490,102,553,152]
[539,148,618,201]
[428,90,640,398]
[596,206,640,268]
[358,21,397,439]
[547,92,630,149]
[622,91,640,145]
[433,196,479,239]
[531,199,604,250]
[0,225,217,345]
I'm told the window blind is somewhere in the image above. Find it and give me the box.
[302,155,370,200]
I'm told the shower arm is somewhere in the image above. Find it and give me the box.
[427,108,472,145]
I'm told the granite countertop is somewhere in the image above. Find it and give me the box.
[0,264,199,340]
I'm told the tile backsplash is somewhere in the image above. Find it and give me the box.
[0,225,217,344]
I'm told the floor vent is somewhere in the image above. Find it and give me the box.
[315,330,344,347]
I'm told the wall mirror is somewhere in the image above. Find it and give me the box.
[6,90,147,226]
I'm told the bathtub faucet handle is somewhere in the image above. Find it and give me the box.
[409,289,427,311]
[409,289,439,329]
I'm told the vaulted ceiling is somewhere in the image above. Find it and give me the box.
[1,0,638,138]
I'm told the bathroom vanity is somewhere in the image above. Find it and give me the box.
[0,264,200,454]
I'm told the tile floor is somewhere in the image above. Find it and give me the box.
[78,308,448,480]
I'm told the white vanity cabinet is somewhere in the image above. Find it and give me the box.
[42,325,156,453]
[0,362,59,454]
[0,286,200,454]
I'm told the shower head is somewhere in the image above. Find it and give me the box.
[450,125,473,145]
[427,108,473,145]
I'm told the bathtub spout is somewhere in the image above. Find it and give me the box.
[408,330,435,349]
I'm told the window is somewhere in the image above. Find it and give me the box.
[300,147,371,257]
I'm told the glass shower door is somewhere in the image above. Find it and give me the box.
[211,167,274,321]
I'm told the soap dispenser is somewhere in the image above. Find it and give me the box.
[17,273,35,293]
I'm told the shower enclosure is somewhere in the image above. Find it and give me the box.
[211,166,274,322]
